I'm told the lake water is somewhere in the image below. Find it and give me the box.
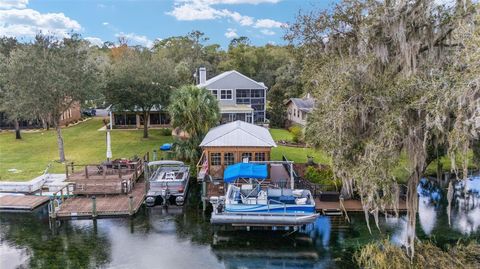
[1,176,479,269]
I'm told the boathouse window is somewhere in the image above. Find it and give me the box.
[220,89,232,100]
[224,153,235,165]
[241,153,252,162]
[255,152,265,162]
[210,153,221,165]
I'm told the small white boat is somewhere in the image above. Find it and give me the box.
[145,161,190,207]
[210,163,318,226]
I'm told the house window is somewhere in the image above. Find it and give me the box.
[251,89,264,98]
[210,153,221,165]
[241,153,252,162]
[255,152,266,162]
[211,90,218,98]
[224,153,235,165]
[220,90,232,100]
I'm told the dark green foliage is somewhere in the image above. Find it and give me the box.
[159,128,172,136]
[304,166,341,190]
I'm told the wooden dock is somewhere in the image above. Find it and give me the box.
[55,182,146,218]
[315,198,407,214]
[65,157,145,196]
[0,195,49,210]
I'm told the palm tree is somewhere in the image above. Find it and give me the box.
[168,85,220,163]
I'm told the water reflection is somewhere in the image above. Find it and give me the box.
[0,176,479,269]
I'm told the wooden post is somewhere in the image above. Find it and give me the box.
[119,165,122,179]
[153,150,157,161]
[65,165,69,179]
[61,189,64,203]
[103,165,106,180]
[202,180,207,211]
[129,195,134,215]
[91,196,97,218]
[71,162,74,173]
[48,197,54,219]
[85,166,89,179]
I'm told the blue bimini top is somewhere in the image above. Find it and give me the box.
[223,163,268,183]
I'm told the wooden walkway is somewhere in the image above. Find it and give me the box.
[315,198,407,213]
[0,195,49,210]
[55,182,146,218]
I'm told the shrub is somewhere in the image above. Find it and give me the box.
[304,166,341,190]
[159,128,172,136]
[288,125,303,143]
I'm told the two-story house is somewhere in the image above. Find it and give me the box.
[196,67,267,124]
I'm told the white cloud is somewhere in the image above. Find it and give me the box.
[254,18,285,28]
[167,3,223,20]
[224,28,238,38]
[115,32,154,48]
[168,0,285,31]
[0,0,28,9]
[85,36,103,47]
[102,22,109,26]
[222,9,253,26]
[260,29,275,35]
[0,8,82,37]
[174,0,280,5]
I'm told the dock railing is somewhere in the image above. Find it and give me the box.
[282,155,335,198]
[64,152,149,195]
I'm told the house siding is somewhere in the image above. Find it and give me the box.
[201,72,267,124]
[287,102,307,126]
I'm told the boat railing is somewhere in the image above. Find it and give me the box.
[267,199,287,214]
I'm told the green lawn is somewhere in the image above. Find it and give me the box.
[269,128,331,164]
[0,118,173,181]
[269,128,293,141]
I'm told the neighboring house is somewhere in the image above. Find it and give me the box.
[197,120,277,180]
[196,67,267,124]
[59,101,82,126]
[0,102,81,130]
[108,105,170,129]
[286,97,315,126]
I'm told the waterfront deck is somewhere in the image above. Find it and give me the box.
[315,198,407,213]
[65,154,147,196]
[0,195,49,210]
[55,182,146,218]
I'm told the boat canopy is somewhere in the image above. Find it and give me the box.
[223,163,268,183]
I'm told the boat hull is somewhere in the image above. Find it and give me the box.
[225,204,315,214]
[211,212,319,226]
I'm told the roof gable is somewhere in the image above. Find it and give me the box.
[200,120,276,147]
[288,98,315,112]
[197,70,267,90]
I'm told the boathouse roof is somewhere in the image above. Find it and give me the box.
[199,120,277,148]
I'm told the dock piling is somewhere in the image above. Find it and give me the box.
[129,195,134,215]
[92,196,97,218]
[202,180,207,211]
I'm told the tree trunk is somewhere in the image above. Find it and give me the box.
[54,120,66,162]
[14,119,21,139]
[143,111,149,139]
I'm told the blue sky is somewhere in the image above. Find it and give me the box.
[0,0,336,48]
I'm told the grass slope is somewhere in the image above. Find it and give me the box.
[0,118,173,181]
[269,128,331,164]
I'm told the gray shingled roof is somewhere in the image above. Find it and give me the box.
[197,70,267,89]
[288,98,315,113]
[199,120,277,148]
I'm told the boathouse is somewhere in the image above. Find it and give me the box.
[197,120,277,180]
